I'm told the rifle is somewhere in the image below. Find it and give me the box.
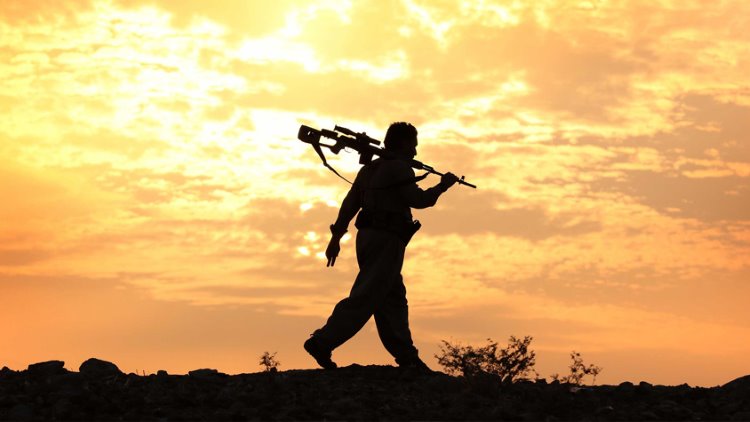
[297,124,477,189]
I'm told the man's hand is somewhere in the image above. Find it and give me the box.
[440,172,460,191]
[325,237,341,267]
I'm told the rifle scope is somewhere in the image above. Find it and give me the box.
[298,125,321,145]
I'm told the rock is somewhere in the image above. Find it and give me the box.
[27,360,66,377]
[188,368,227,379]
[49,373,86,401]
[616,381,635,394]
[721,374,750,391]
[0,366,15,378]
[2,361,750,420]
[8,403,34,420]
[52,398,73,418]
[637,381,654,395]
[596,405,615,415]
[639,410,659,420]
[618,381,634,388]
[79,358,122,377]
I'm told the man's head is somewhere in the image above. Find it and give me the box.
[384,122,418,158]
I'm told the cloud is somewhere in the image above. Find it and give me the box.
[0,249,53,266]
[115,0,301,38]
[670,94,750,161]
[418,190,601,239]
[2,0,749,385]
[0,0,93,23]
[0,161,124,266]
[608,171,750,222]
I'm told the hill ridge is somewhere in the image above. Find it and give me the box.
[2,358,749,420]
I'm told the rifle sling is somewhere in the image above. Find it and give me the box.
[313,142,352,184]
[313,140,429,188]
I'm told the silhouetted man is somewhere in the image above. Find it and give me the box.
[304,122,459,371]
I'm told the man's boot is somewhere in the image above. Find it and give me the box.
[304,336,337,370]
[397,356,433,374]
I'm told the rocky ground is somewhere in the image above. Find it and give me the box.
[1,358,749,420]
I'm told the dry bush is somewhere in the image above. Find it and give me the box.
[259,351,281,372]
[550,351,602,385]
[435,336,537,383]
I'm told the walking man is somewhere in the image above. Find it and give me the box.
[304,122,459,371]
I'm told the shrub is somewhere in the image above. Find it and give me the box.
[259,351,280,372]
[435,336,537,383]
[550,351,602,385]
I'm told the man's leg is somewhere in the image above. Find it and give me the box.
[312,229,405,352]
[373,274,420,365]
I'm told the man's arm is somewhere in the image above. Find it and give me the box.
[330,186,361,237]
[325,170,365,267]
[393,161,458,209]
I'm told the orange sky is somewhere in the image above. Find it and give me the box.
[1,0,749,386]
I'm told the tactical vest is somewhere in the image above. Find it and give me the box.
[354,158,422,245]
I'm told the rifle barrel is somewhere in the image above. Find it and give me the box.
[458,179,477,189]
[418,164,477,189]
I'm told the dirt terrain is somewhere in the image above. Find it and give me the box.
[1,358,749,420]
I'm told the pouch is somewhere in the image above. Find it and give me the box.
[355,210,420,245]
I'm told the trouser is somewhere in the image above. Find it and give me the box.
[313,228,420,364]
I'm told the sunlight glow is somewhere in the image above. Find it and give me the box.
[402,0,455,47]
[336,50,409,83]
[2,0,748,386]
[297,246,311,256]
[236,37,320,71]
[460,0,521,27]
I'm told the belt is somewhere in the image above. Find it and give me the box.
[355,209,421,244]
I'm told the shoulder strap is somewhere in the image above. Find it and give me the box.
[360,160,383,204]
[312,142,352,184]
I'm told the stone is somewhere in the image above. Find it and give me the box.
[79,358,122,377]
[8,403,34,420]
[27,360,66,377]
[721,374,750,391]
[2,361,749,420]
[637,381,654,395]
[189,368,227,379]
[596,405,615,415]
[52,398,73,418]
[639,410,659,419]
[0,366,15,378]
[618,381,634,388]
[49,373,86,400]
[720,374,750,405]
